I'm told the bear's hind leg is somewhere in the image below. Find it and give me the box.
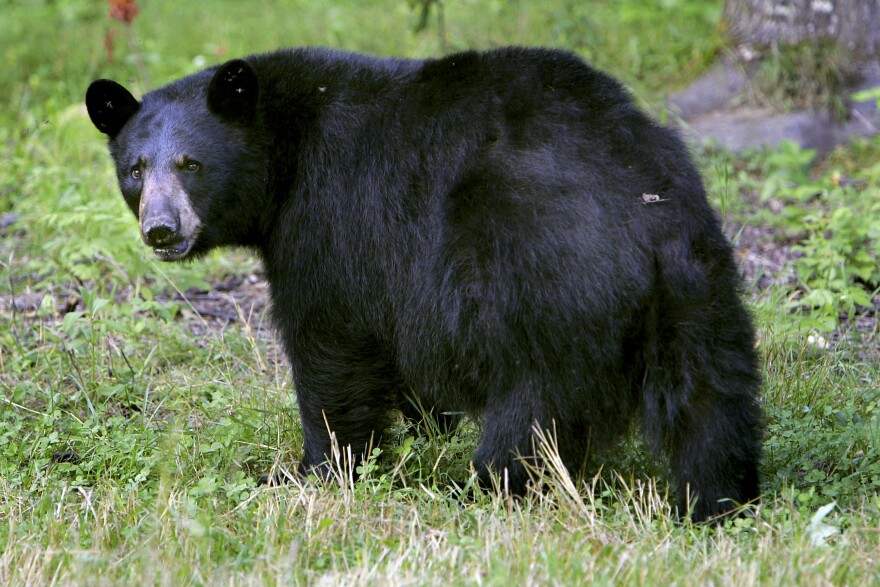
[643,302,763,522]
[668,390,761,522]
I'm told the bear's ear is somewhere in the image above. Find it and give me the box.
[207,59,259,123]
[86,79,140,137]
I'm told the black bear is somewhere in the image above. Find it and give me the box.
[86,47,762,522]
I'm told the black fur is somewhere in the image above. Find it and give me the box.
[86,47,763,522]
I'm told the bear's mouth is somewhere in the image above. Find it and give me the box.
[152,240,192,261]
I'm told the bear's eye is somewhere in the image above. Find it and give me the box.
[131,168,142,180]
[185,161,201,173]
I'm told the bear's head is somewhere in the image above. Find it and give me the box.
[86,59,265,261]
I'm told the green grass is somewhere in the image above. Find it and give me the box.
[2,0,880,584]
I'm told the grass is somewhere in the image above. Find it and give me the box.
[2,0,879,584]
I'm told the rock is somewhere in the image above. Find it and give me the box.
[667,57,751,118]
[667,60,880,154]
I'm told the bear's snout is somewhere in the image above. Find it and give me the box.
[137,172,201,261]
[141,208,191,260]
[142,215,180,248]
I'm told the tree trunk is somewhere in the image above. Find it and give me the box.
[723,0,880,60]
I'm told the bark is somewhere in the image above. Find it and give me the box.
[723,0,880,59]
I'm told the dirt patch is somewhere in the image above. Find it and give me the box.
[1,272,274,339]
[733,223,800,291]
[170,274,274,340]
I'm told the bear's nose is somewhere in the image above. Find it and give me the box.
[143,217,180,247]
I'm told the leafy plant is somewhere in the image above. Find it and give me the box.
[722,140,880,330]
[791,202,880,329]
[765,402,880,509]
